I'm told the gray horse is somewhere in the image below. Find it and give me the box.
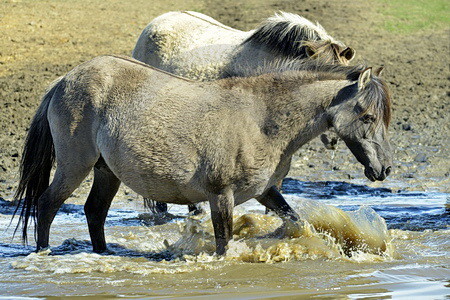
[14,56,392,255]
[133,11,356,214]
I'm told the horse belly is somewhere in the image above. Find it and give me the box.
[125,176,205,205]
[106,160,204,205]
[97,137,204,205]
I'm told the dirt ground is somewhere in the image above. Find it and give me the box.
[1,0,449,205]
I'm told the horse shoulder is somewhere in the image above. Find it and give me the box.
[192,89,276,188]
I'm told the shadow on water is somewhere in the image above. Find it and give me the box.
[281,178,394,198]
[0,197,184,227]
[0,198,183,259]
[50,238,176,261]
[0,197,86,217]
[0,242,35,257]
[0,238,176,260]
[282,178,450,231]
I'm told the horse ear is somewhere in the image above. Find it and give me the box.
[340,47,355,61]
[305,45,316,58]
[374,67,384,76]
[358,67,372,90]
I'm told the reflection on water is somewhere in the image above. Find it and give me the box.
[0,178,449,298]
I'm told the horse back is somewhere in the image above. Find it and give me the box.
[47,56,278,203]
[132,11,249,79]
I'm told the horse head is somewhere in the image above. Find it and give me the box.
[328,67,392,181]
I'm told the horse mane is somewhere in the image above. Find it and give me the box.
[242,11,342,58]
[359,77,392,128]
[228,57,365,81]
[225,58,391,128]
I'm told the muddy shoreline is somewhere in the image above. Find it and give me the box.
[1,0,449,206]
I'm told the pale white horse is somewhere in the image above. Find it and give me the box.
[132,11,356,81]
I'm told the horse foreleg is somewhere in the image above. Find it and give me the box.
[264,181,284,214]
[257,186,299,222]
[208,187,234,255]
[257,186,304,238]
[37,166,91,251]
[84,160,121,253]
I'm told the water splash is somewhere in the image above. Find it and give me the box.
[9,200,396,274]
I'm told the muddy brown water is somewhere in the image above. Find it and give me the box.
[0,182,449,298]
[1,0,449,298]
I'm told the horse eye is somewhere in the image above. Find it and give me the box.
[361,114,376,124]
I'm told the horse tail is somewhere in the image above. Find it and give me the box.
[13,77,62,243]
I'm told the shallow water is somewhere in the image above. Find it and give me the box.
[0,178,448,299]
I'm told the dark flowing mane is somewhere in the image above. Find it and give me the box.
[242,12,347,60]
[359,76,392,128]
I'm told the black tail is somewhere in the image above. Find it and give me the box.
[13,78,61,243]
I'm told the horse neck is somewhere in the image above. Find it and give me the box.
[262,79,350,158]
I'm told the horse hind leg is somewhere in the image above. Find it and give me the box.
[37,162,94,251]
[84,157,121,253]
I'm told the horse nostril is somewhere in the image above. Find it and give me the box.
[385,166,392,176]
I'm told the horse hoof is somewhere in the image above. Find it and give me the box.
[94,248,116,255]
[36,247,51,254]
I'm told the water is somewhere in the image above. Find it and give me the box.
[0,178,448,299]
[281,178,450,231]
